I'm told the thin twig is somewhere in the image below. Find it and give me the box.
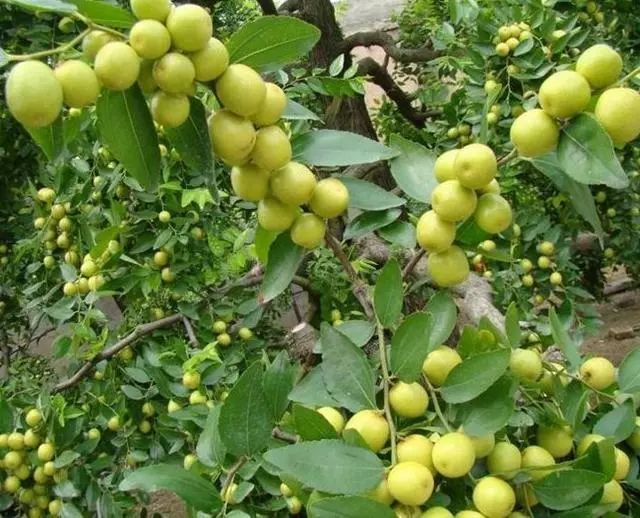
[182,317,199,348]
[53,314,183,392]
[402,249,426,280]
[219,457,247,516]
[497,149,517,166]
[272,427,298,443]
[376,321,397,465]
[424,375,452,432]
[8,29,91,61]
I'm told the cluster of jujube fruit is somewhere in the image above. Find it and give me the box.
[416,144,512,287]
[510,43,640,157]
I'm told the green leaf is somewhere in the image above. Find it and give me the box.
[196,406,226,468]
[119,464,222,513]
[549,307,581,371]
[90,226,120,259]
[425,291,457,349]
[53,450,80,469]
[69,0,134,28]
[263,351,298,421]
[227,16,320,72]
[335,321,375,348]
[218,362,273,456]
[558,114,629,189]
[441,349,511,404]
[8,0,75,13]
[96,86,160,192]
[0,399,12,433]
[532,469,606,511]
[338,176,405,211]
[504,303,521,348]
[560,381,589,432]
[377,220,417,249]
[374,259,403,328]
[124,367,150,384]
[344,209,401,240]
[309,496,395,518]
[181,188,214,210]
[263,440,384,495]
[458,376,516,436]
[165,98,214,175]
[121,385,144,400]
[27,117,64,161]
[321,323,376,412]
[282,99,321,121]
[60,503,83,518]
[292,130,399,167]
[388,134,437,203]
[254,226,278,264]
[531,153,603,236]
[574,438,615,482]
[258,232,304,303]
[390,312,432,382]
[617,348,640,393]
[0,48,8,69]
[593,400,636,443]
[289,366,340,408]
[292,405,338,441]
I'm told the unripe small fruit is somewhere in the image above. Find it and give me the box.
[317,407,345,433]
[4,475,20,493]
[4,450,23,470]
[454,143,497,190]
[213,320,227,334]
[252,82,287,126]
[26,408,43,427]
[217,333,232,346]
[537,256,551,269]
[432,432,476,478]
[510,348,542,383]
[470,433,495,459]
[270,161,317,206]
[538,241,555,256]
[183,371,201,390]
[153,53,196,95]
[389,382,429,418]
[37,442,55,462]
[49,499,63,516]
[8,432,25,450]
[161,267,175,283]
[290,213,326,249]
[190,38,229,82]
[168,400,182,413]
[537,425,573,458]
[107,416,121,431]
[473,476,516,518]
[129,20,171,59]
[428,246,470,287]
[539,71,591,119]
[54,60,100,108]
[599,479,623,510]
[495,42,510,56]
[221,482,238,504]
[368,478,394,505]
[251,126,292,171]
[423,346,462,386]
[82,30,115,60]
[87,428,101,440]
[416,210,456,253]
[475,194,513,234]
[130,0,171,21]
[431,180,477,222]
[280,482,293,497]
[487,442,521,478]
[521,445,555,480]
[387,462,434,506]
[257,198,297,232]
[216,64,267,117]
[208,110,256,166]
[309,178,349,218]
[506,37,519,50]
[344,410,389,452]
[550,272,562,285]
[189,390,207,405]
[37,187,57,204]
[94,42,141,91]
[230,163,270,202]
[397,435,435,473]
[510,109,559,157]
[520,259,533,273]
[166,4,213,52]
[158,210,171,223]
[151,92,190,129]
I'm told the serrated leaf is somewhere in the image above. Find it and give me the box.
[96,86,160,192]
[218,362,272,456]
[390,312,432,382]
[374,259,403,328]
[321,323,376,412]
[263,440,384,494]
[258,232,304,303]
[119,464,222,512]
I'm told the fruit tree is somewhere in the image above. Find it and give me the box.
[1,0,640,517]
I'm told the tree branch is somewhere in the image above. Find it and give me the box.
[357,57,440,128]
[402,249,426,280]
[256,0,278,15]
[182,317,199,348]
[53,314,184,392]
[278,0,300,13]
[341,30,441,63]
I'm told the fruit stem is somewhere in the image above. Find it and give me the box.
[616,65,640,87]
[424,375,452,432]
[7,29,91,62]
[497,148,517,166]
[220,456,247,514]
[72,12,127,39]
[376,320,397,465]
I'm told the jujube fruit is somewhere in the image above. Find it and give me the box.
[54,60,100,108]
[270,161,317,206]
[190,38,229,81]
[252,83,288,126]
[216,64,267,117]
[166,4,213,52]
[290,213,326,249]
[94,42,141,91]
[153,52,196,94]
[251,126,292,171]
[151,92,190,128]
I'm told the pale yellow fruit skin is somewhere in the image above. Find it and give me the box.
[487,442,521,479]
[153,53,196,94]
[309,178,349,218]
[252,83,288,126]
[521,446,555,481]
[539,71,591,119]
[595,88,640,146]
[190,38,229,82]
[166,4,213,52]
[368,478,394,505]
[208,110,256,166]
[54,60,100,108]
[456,512,485,518]
[473,476,516,518]
[600,479,623,510]
[510,109,559,157]
[257,198,297,232]
[290,214,326,249]
[474,193,512,235]
[470,433,495,459]
[26,408,43,428]
[434,149,459,183]
[230,164,270,201]
[576,44,623,89]
[576,434,604,456]
[270,162,317,206]
[614,447,630,481]
[82,30,114,60]
[421,507,453,518]
[509,348,542,383]
[432,432,476,478]
[216,64,267,117]
[454,144,497,190]
[389,382,429,418]
[387,461,435,506]
[316,407,345,433]
[397,435,436,473]
[431,180,477,223]
[626,417,640,451]
[416,210,456,253]
[422,346,462,386]
[579,356,616,390]
[428,246,470,287]
[251,126,292,171]
[6,61,63,128]
[536,425,573,459]
[344,409,389,452]
[94,42,141,91]
[151,92,190,128]
[129,20,171,60]
[131,0,172,21]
